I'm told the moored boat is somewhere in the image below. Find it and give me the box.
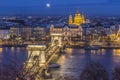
[48,63,60,68]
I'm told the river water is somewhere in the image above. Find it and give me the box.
[0,47,120,79]
[51,48,120,79]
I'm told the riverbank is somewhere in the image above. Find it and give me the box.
[66,45,120,49]
[0,44,27,47]
[1,44,120,50]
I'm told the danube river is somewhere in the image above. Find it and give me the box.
[0,47,120,79]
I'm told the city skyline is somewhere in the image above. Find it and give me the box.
[0,0,120,16]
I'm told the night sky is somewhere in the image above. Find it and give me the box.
[0,0,120,16]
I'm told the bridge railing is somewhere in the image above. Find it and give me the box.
[39,46,61,74]
[29,45,61,78]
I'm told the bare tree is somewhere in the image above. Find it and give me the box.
[112,65,120,80]
[3,49,44,80]
[80,62,109,80]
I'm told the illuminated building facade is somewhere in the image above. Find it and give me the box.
[69,11,85,26]
[33,26,46,38]
[50,24,82,41]
[0,29,9,39]
[22,27,32,40]
[9,27,20,36]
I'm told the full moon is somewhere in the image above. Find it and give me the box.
[46,3,51,8]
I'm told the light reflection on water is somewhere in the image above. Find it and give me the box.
[0,47,120,79]
[51,48,120,79]
[113,49,120,56]
[0,48,3,64]
[1,47,27,66]
[0,48,3,53]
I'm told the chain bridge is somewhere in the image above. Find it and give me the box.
[25,33,65,80]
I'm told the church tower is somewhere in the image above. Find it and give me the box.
[68,10,85,26]
[69,14,73,25]
[74,10,82,26]
[81,15,85,24]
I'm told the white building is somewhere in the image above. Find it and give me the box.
[50,24,83,41]
[0,29,9,39]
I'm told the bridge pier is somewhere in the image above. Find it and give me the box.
[27,45,46,66]
[51,33,62,46]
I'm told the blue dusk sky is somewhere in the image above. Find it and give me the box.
[0,0,120,16]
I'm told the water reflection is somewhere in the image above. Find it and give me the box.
[57,55,66,64]
[1,47,27,66]
[85,50,91,64]
[113,49,120,56]
[52,48,120,79]
[0,48,3,53]
[0,48,3,64]
[11,47,14,53]
[0,47,120,79]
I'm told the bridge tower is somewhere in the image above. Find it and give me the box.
[22,45,47,80]
[27,45,46,67]
[50,33,63,46]
[116,26,120,40]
